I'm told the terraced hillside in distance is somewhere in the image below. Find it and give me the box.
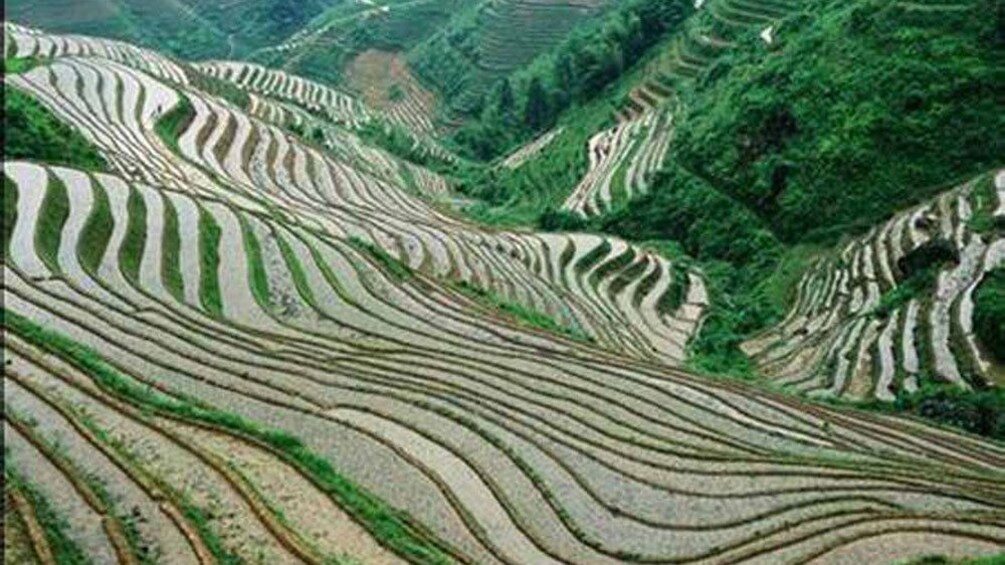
[660,0,802,84]
[247,0,471,94]
[744,173,1005,402]
[4,0,1005,562]
[345,50,439,135]
[561,85,674,218]
[408,0,613,114]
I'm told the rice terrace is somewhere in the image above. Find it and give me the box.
[2,0,1003,564]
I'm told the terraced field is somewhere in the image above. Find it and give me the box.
[194,58,456,164]
[744,174,1005,401]
[660,0,802,83]
[345,50,438,135]
[5,22,1005,565]
[500,127,564,169]
[562,96,674,217]
[193,60,369,127]
[550,0,799,215]
[410,0,612,113]
[473,0,608,74]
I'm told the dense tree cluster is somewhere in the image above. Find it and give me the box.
[454,0,692,159]
[672,0,1002,242]
[4,86,107,172]
[974,267,1005,364]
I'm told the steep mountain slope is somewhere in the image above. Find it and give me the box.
[250,0,470,88]
[456,0,1003,416]
[744,173,1005,402]
[408,0,613,114]
[5,22,1005,565]
[670,0,1002,242]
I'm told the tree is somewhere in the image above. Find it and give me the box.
[495,78,514,117]
[524,77,550,130]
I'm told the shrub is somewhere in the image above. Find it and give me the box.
[672,0,1002,242]
[154,96,195,155]
[896,239,958,281]
[894,383,1005,441]
[4,87,107,171]
[973,267,1005,363]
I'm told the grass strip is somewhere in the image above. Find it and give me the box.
[4,467,93,565]
[35,174,70,274]
[197,206,223,317]
[119,186,148,286]
[78,177,113,275]
[275,232,318,307]
[3,174,18,261]
[573,239,611,275]
[4,56,47,74]
[451,279,593,343]
[347,236,414,281]
[161,197,185,302]
[154,96,195,156]
[4,310,458,565]
[239,216,272,310]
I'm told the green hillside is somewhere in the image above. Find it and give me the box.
[252,0,468,87]
[447,0,1003,404]
[408,0,614,115]
[671,0,1002,242]
[5,0,341,58]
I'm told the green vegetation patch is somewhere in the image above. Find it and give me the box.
[78,180,113,275]
[967,176,1001,235]
[4,56,48,74]
[3,175,18,261]
[7,0,340,60]
[35,174,70,274]
[451,279,592,343]
[119,186,148,285]
[161,197,185,301]
[672,0,1002,242]
[872,267,942,319]
[894,383,1005,441]
[275,232,318,307]
[450,0,692,159]
[593,165,784,377]
[154,96,196,156]
[198,206,224,317]
[973,266,1005,364]
[255,0,467,87]
[347,236,415,281]
[186,69,251,110]
[3,310,457,565]
[240,217,273,310]
[869,237,959,318]
[4,87,108,172]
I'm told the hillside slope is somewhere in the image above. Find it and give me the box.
[5,23,1005,565]
[463,0,1003,406]
[408,0,612,114]
[671,0,1002,242]
[744,173,1005,403]
[5,0,341,59]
